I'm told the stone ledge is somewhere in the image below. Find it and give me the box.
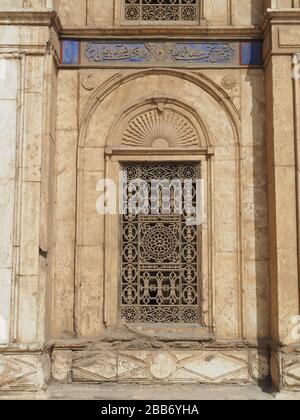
[0,10,61,32]
[0,383,298,401]
[60,27,262,39]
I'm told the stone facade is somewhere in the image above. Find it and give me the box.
[0,0,300,395]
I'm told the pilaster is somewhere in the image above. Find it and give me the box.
[0,2,59,392]
[263,5,300,390]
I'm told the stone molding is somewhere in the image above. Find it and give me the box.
[262,9,300,61]
[61,27,262,39]
[0,10,61,31]
[0,11,61,60]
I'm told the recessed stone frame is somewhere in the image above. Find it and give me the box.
[120,0,201,26]
[99,97,213,340]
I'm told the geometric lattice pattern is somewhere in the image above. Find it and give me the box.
[121,163,201,324]
[124,0,199,22]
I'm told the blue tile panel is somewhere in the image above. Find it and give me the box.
[61,40,80,65]
[60,40,263,67]
[240,41,262,66]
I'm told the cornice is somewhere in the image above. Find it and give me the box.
[0,10,61,33]
[60,26,262,41]
[262,9,300,36]
[264,9,300,21]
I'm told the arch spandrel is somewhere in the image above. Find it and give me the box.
[79,70,240,151]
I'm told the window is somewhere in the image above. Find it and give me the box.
[120,163,201,325]
[124,0,199,23]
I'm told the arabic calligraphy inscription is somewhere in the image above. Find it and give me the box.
[82,42,238,67]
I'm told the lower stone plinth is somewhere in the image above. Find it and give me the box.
[1,346,299,392]
[50,347,270,386]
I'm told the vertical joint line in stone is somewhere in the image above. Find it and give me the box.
[199,0,204,21]
[292,54,300,314]
[227,0,233,26]
[85,0,89,27]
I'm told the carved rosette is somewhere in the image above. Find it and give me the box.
[51,351,72,384]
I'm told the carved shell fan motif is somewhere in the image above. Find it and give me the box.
[122,109,199,148]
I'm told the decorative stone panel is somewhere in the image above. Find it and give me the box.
[51,351,72,384]
[72,351,118,383]
[49,348,270,385]
[117,350,250,383]
[281,353,300,391]
[0,353,48,392]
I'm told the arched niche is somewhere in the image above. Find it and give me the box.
[75,69,242,342]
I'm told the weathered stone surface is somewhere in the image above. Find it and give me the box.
[48,348,272,385]
[0,353,48,391]
[1,1,300,395]
[51,351,72,383]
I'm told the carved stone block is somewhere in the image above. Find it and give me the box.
[118,349,249,384]
[49,348,272,385]
[281,354,300,391]
[0,353,48,392]
[51,351,72,384]
[72,351,118,383]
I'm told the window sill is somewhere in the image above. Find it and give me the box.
[123,323,214,342]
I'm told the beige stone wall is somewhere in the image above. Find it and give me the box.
[51,66,269,343]
[0,58,18,345]
[57,0,264,28]
[0,0,300,392]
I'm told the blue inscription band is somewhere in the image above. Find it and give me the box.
[60,40,262,68]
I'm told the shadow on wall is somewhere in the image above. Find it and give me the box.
[247,0,271,391]
[251,0,265,26]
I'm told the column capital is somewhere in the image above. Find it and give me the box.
[262,9,300,63]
